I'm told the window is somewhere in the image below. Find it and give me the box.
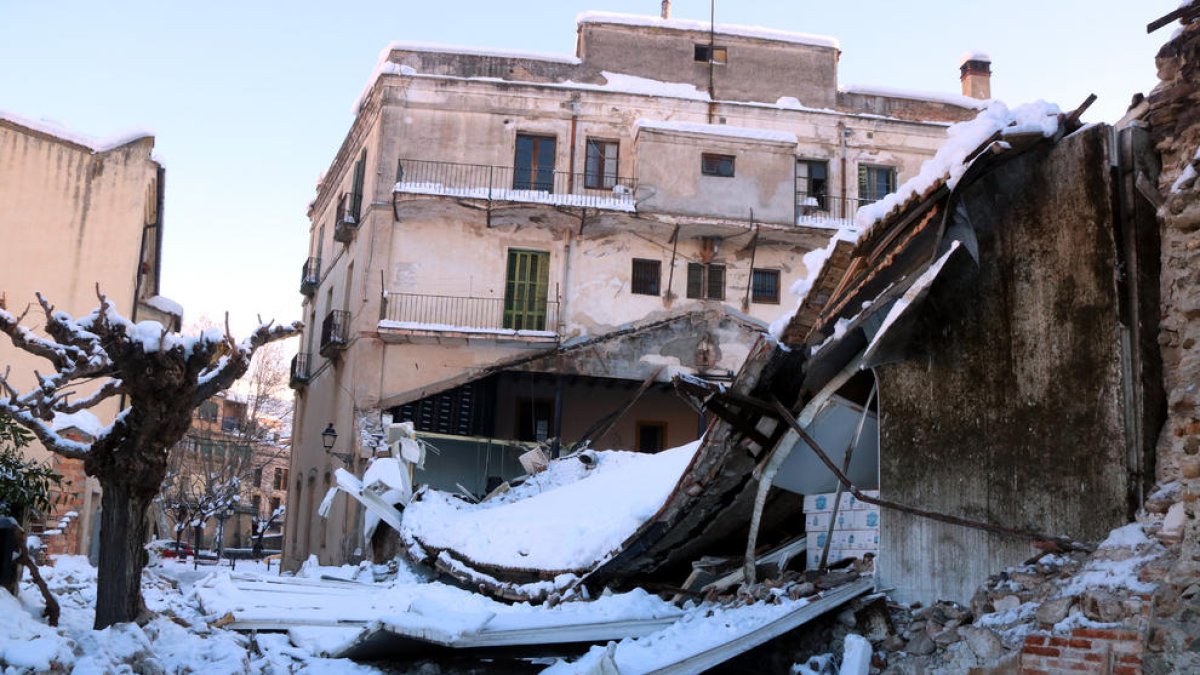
[198,401,218,421]
[752,269,781,304]
[503,249,550,330]
[349,149,367,222]
[252,495,262,516]
[636,422,667,453]
[693,44,728,64]
[253,467,263,487]
[273,467,285,491]
[514,134,556,191]
[859,164,896,204]
[701,153,735,177]
[269,496,281,515]
[585,139,619,189]
[686,263,726,300]
[796,159,829,212]
[631,259,661,296]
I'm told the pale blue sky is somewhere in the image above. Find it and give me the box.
[0,0,1177,337]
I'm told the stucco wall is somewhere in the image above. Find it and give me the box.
[0,121,160,556]
[876,126,1134,605]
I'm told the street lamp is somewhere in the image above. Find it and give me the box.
[323,423,353,465]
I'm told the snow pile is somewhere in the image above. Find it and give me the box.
[51,410,105,439]
[401,442,700,571]
[385,40,580,64]
[143,295,184,317]
[635,119,798,144]
[854,100,1062,233]
[577,11,839,49]
[841,84,989,110]
[0,109,152,154]
[393,182,636,212]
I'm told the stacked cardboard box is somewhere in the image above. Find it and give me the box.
[803,490,880,568]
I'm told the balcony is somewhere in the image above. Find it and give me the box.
[379,292,559,345]
[300,257,321,296]
[394,159,637,212]
[795,192,877,229]
[289,353,311,389]
[319,310,351,357]
[334,192,361,243]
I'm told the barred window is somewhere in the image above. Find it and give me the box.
[751,269,781,304]
[631,259,661,296]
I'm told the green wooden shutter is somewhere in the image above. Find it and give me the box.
[504,249,550,330]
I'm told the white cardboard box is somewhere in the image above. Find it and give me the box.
[808,528,879,551]
[805,508,881,531]
[803,490,880,514]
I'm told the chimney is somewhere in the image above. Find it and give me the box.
[661,0,671,19]
[959,51,992,99]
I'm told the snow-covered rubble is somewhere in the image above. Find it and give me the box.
[0,556,377,674]
[401,441,699,573]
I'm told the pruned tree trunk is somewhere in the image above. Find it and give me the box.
[93,482,153,628]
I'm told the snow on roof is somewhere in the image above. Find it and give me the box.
[52,410,105,439]
[959,50,992,66]
[577,11,840,49]
[402,441,700,572]
[841,84,989,110]
[385,40,581,65]
[144,295,184,317]
[0,109,153,154]
[854,100,1062,233]
[635,119,798,144]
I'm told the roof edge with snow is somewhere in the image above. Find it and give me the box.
[577,11,840,50]
[635,119,799,144]
[0,110,154,155]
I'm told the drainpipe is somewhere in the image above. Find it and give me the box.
[558,230,574,336]
[567,100,580,193]
[838,122,849,219]
[706,0,716,124]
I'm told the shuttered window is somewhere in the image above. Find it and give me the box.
[751,269,781,304]
[503,249,550,330]
[686,263,726,300]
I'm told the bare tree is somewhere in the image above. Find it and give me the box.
[0,289,298,628]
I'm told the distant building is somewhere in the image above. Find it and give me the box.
[162,392,291,553]
[0,112,180,556]
[285,10,989,567]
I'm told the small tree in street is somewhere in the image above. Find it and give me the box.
[0,290,298,628]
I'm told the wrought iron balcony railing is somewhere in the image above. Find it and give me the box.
[380,292,559,334]
[289,353,311,389]
[319,310,351,357]
[394,158,637,212]
[300,257,320,296]
[795,192,879,228]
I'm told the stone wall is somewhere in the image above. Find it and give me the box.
[1143,8,1200,673]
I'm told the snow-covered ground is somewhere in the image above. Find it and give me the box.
[1,556,379,674]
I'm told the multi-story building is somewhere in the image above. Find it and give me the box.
[161,392,290,553]
[0,112,179,557]
[285,10,990,567]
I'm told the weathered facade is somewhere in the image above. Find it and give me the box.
[0,114,179,557]
[285,10,986,568]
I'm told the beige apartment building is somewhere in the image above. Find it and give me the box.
[285,10,991,567]
[0,113,180,556]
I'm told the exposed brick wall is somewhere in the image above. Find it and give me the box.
[1020,629,1144,674]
